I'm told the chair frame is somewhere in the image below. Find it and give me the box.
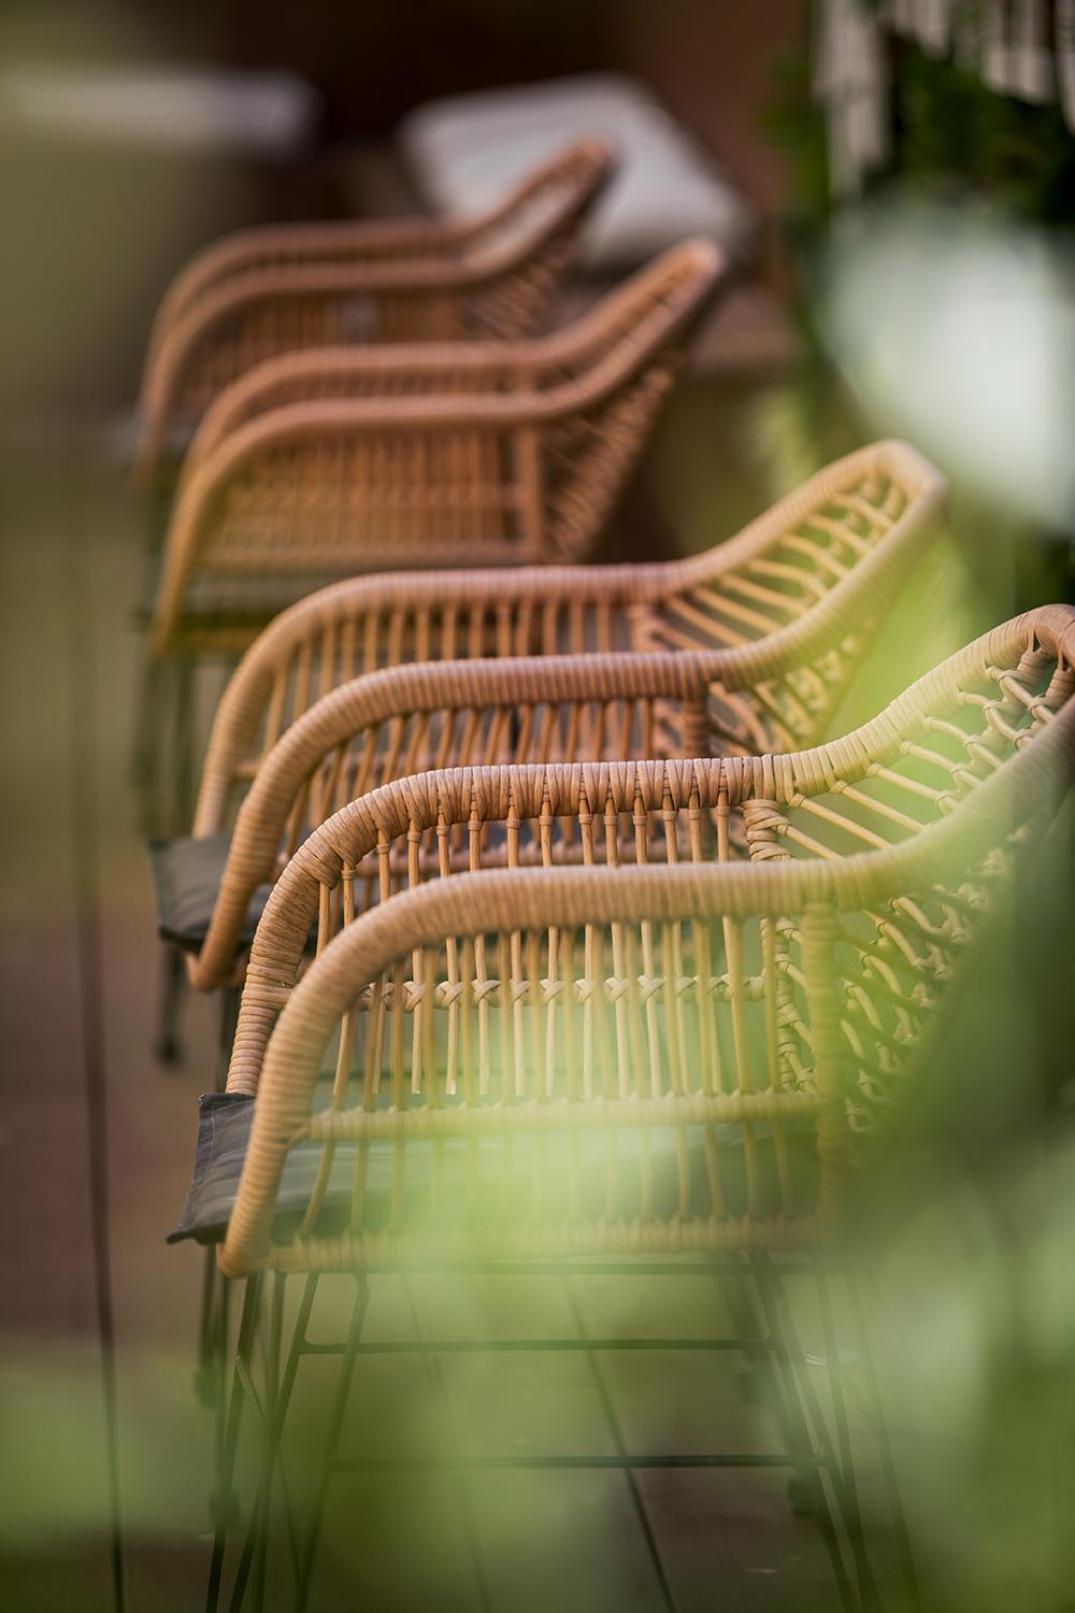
[195,603,1075,1611]
[220,603,1075,1241]
[134,138,616,487]
[170,441,944,1423]
[187,439,945,825]
[147,239,726,657]
[176,443,944,997]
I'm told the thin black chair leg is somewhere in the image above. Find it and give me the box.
[247,1275,286,1613]
[402,1276,491,1613]
[188,986,244,1407]
[207,1272,262,1613]
[217,986,241,1088]
[173,655,196,839]
[846,1262,922,1613]
[195,1244,222,1408]
[564,1278,680,1613]
[764,1260,849,1511]
[131,652,163,838]
[157,944,185,1065]
[814,1260,881,1611]
[750,1257,858,1613]
[722,1256,819,1516]
[294,1276,368,1613]
[227,1273,320,1612]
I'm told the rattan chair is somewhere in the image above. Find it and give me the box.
[133,139,615,488]
[146,238,726,659]
[150,441,944,996]
[187,438,941,798]
[185,604,1075,1611]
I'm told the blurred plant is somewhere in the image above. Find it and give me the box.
[759,17,1075,626]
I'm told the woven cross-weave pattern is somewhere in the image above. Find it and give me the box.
[147,240,724,656]
[134,140,614,487]
[218,605,1075,1276]
[190,441,945,837]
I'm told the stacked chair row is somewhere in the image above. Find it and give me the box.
[138,141,1075,1613]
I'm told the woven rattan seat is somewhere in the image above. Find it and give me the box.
[170,443,944,991]
[147,238,726,657]
[133,139,614,488]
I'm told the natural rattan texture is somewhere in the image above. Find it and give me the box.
[216,604,1075,1277]
[176,442,946,985]
[190,441,945,835]
[134,139,614,487]
[148,239,726,655]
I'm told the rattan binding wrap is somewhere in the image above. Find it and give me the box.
[134,139,614,487]
[218,605,1075,1277]
[148,239,726,655]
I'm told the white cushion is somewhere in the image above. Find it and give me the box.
[399,73,754,273]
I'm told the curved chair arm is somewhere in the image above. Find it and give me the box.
[180,237,724,471]
[149,220,466,358]
[135,139,615,486]
[191,648,723,987]
[188,646,715,990]
[188,440,946,828]
[148,138,613,353]
[136,260,537,490]
[181,339,542,475]
[191,560,674,834]
[149,389,632,657]
[189,598,1075,995]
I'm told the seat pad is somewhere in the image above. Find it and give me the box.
[149,835,272,952]
[168,1091,819,1247]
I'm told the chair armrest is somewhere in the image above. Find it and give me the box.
[182,341,543,474]
[191,561,675,836]
[134,256,538,488]
[153,215,463,341]
[189,647,716,991]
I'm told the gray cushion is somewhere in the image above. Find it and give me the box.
[149,835,272,952]
[168,1091,818,1246]
[136,547,349,629]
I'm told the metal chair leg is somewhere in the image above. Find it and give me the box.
[402,1276,492,1613]
[226,1273,321,1612]
[173,655,196,837]
[721,1256,824,1517]
[131,653,165,838]
[845,1262,923,1613]
[156,943,185,1065]
[750,1257,859,1613]
[564,1277,680,1613]
[294,1277,369,1613]
[207,1272,263,1613]
[814,1261,881,1612]
[195,1243,223,1408]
